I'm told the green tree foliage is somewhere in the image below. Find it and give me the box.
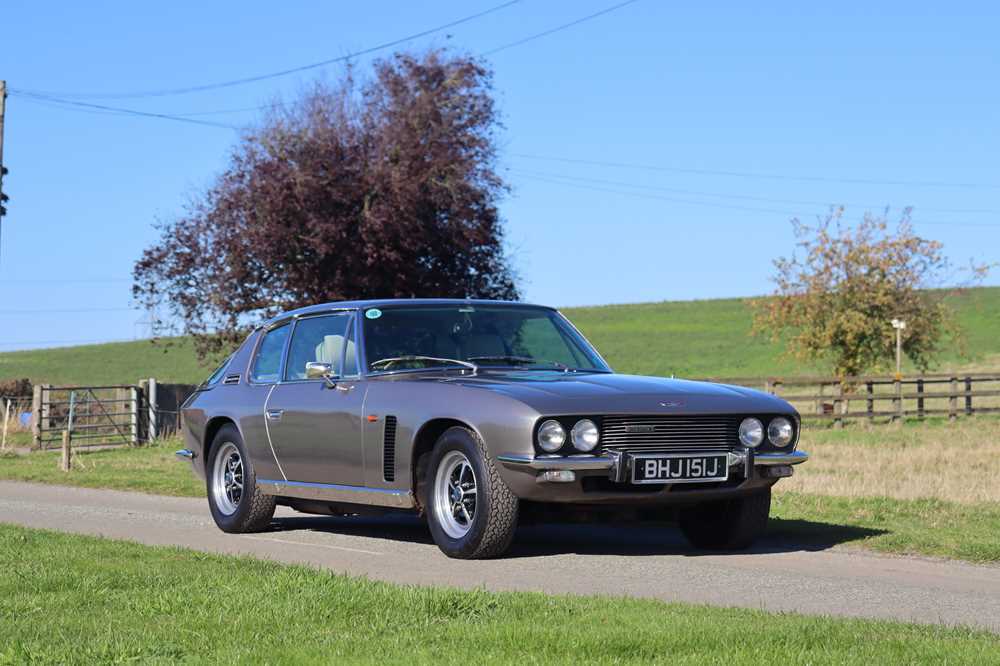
[752,208,986,377]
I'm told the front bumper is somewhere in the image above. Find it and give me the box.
[497,449,808,472]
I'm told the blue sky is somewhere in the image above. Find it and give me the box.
[1,1,998,351]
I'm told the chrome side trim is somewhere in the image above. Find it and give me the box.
[262,384,288,481]
[175,449,196,460]
[496,454,615,471]
[257,479,415,509]
[753,450,809,466]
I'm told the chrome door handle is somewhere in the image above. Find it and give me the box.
[335,384,354,393]
[266,409,283,421]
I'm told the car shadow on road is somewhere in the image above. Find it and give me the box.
[268,513,886,558]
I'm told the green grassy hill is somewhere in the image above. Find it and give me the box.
[2,287,998,386]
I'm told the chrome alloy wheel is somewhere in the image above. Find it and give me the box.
[212,442,244,516]
[433,451,479,539]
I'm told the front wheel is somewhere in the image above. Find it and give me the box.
[207,424,276,533]
[678,488,771,550]
[425,426,519,559]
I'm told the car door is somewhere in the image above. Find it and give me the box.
[264,311,367,486]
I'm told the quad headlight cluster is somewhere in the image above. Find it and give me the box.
[537,419,600,453]
[739,416,795,448]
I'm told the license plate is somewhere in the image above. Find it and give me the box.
[631,453,729,484]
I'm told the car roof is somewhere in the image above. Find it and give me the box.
[261,298,554,329]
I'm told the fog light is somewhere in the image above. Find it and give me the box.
[537,470,576,483]
[764,465,794,479]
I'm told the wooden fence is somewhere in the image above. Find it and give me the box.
[701,373,1000,425]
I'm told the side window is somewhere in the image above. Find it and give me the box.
[284,313,354,381]
[251,325,290,383]
[343,316,360,376]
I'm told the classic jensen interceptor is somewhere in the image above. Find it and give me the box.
[177,299,808,559]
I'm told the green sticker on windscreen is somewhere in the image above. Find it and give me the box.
[365,308,382,320]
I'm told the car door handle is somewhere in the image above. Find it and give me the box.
[266,409,284,421]
[335,384,354,393]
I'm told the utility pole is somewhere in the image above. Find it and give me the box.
[0,80,8,268]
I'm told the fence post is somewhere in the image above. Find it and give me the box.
[834,383,844,428]
[916,378,925,420]
[866,381,874,422]
[148,378,158,442]
[61,429,72,471]
[892,378,902,422]
[31,384,42,448]
[964,376,973,416]
[130,386,139,446]
[949,377,958,421]
[1,398,10,450]
[816,382,824,417]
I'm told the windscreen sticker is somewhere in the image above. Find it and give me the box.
[365,308,383,320]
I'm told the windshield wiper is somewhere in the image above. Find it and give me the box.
[468,355,572,372]
[370,356,479,373]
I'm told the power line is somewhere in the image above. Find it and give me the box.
[484,0,640,55]
[0,307,139,315]
[510,153,1000,191]
[0,277,130,284]
[18,1,522,100]
[509,167,1000,216]
[9,91,240,129]
[511,170,1000,228]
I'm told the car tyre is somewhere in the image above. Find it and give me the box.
[425,426,519,559]
[678,487,771,550]
[207,424,276,533]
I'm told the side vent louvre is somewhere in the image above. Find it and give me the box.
[223,374,241,385]
[382,416,398,482]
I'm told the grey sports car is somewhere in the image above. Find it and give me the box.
[177,299,808,559]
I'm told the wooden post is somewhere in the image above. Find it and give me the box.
[964,376,973,416]
[40,384,51,448]
[916,378,925,420]
[60,430,71,471]
[892,378,902,422]
[1,398,10,450]
[834,383,844,428]
[764,379,773,395]
[866,381,874,422]
[816,382,824,417]
[31,384,42,448]
[949,377,958,421]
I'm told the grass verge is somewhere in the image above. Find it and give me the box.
[1,524,997,665]
[0,439,201,497]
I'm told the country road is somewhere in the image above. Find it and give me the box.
[2,480,999,633]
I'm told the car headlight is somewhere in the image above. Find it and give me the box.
[767,417,794,447]
[570,419,600,452]
[537,420,567,453]
[739,417,764,448]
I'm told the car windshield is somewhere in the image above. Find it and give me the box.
[361,304,610,374]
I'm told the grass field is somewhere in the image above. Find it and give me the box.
[2,287,998,385]
[2,421,998,563]
[1,524,997,665]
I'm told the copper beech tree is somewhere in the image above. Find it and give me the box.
[134,50,518,359]
[752,208,985,378]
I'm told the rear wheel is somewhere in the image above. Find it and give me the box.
[678,488,771,550]
[207,424,275,533]
[425,426,519,559]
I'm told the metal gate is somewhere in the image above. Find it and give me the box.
[33,385,140,449]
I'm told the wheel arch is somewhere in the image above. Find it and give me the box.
[203,416,239,466]
[410,417,481,511]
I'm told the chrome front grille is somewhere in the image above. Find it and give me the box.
[600,415,739,452]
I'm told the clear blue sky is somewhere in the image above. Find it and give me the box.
[1,1,998,351]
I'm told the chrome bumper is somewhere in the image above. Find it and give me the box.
[497,449,809,472]
[175,449,196,461]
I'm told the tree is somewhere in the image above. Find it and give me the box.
[751,207,986,378]
[133,50,518,359]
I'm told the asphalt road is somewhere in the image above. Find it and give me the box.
[2,480,999,633]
